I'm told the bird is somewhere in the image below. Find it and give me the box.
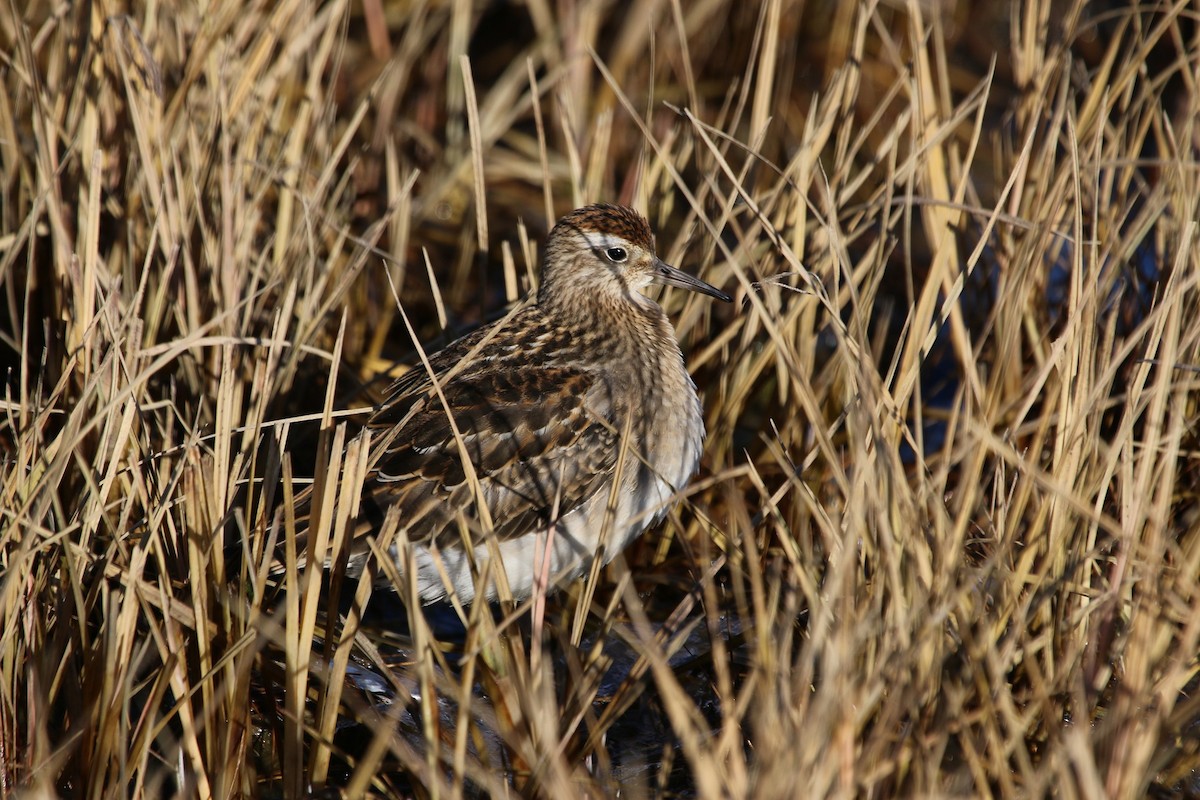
[294,203,730,604]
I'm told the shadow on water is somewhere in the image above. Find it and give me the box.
[264,587,754,797]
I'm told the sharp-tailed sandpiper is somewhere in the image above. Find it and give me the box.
[298,203,730,603]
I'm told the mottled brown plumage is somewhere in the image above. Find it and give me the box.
[292,203,730,603]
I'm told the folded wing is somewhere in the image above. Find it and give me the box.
[360,357,620,549]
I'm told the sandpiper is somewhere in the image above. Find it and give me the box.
[303,204,730,603]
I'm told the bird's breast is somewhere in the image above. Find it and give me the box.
[611,320,705,527]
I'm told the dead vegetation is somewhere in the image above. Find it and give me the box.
[2,0,1198,797]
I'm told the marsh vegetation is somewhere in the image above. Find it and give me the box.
[2,1,1198,796]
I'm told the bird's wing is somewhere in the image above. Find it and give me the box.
[360,359,622,549]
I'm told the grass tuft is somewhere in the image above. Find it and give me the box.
[2,0,1198,797]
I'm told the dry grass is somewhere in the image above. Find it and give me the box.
[2,0,1199,797]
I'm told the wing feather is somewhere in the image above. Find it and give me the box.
[285,311,620,572]
[361,358,619,549]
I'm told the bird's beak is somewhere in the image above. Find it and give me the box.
[650,258,732,302]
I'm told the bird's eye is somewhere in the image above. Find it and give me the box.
[605,246,628,263]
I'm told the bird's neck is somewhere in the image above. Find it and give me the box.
[542,284,671,343]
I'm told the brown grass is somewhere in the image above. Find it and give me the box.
[2,0,1199,797]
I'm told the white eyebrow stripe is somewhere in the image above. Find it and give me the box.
[581,231,631,251]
